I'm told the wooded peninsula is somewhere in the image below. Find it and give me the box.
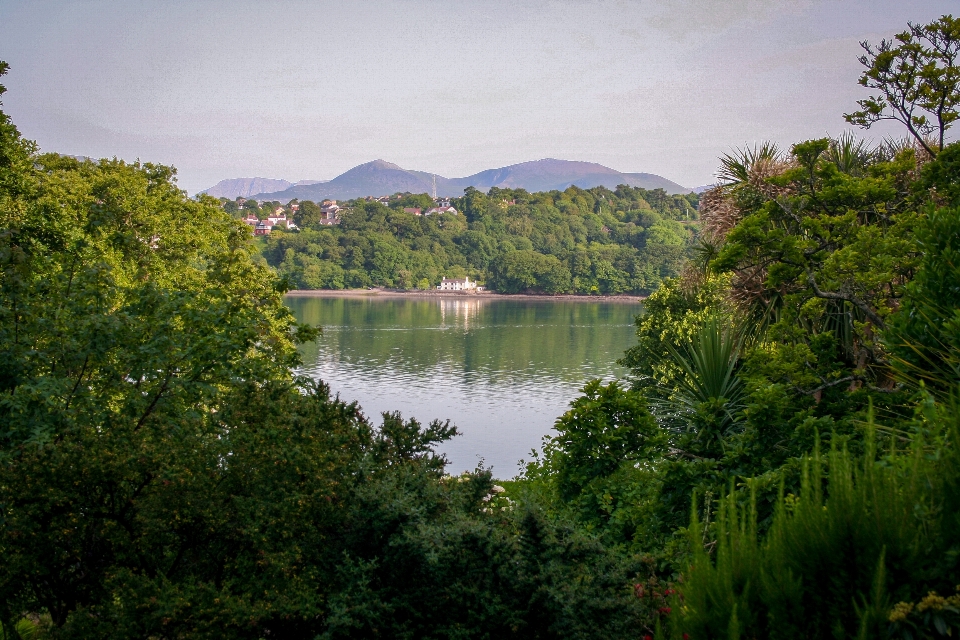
[239,184,698,295]
[1,14,960,639]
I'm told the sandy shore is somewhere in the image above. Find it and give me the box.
[284,288,645,303]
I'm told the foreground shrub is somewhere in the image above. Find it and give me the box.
[672,410,960,639]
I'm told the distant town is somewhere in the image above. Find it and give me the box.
[229,195,459,236]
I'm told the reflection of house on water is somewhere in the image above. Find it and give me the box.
[438,298,485,330]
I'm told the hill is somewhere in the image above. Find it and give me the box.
[447,159,691,195]
[237,159,692,201]
[260,182,699,295]
[202,177,294,199]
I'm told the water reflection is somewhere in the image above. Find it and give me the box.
[286,295,642,476]
[438,297,484,329]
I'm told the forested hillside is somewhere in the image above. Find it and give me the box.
[261,185,699,294]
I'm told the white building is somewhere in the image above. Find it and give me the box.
[438,276,477,291]
[425,205,458,216]
[320,200,340,219]
[266,211,289,228]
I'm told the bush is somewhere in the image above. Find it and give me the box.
[673,412,960,639]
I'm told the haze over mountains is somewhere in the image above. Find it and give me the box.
[201,159,693,201]
[202,177,327,199]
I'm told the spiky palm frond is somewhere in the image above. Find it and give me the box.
[717,142,784,187]
[650,317,747,437]
[877,135,937,169]
[826,132,874,176]
[888,303,960,400]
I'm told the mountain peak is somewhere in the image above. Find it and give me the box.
[360,159,404,171]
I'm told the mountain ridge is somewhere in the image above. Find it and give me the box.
[203,159,693,201]
[202,177,294,199]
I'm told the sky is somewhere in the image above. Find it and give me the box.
[0,0,955,195]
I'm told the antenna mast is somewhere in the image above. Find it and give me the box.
[432,174,437,200]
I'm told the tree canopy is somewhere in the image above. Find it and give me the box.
[258,185,699,295]
[845,14,960,154]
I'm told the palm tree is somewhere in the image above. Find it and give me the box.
[649,317,747,452]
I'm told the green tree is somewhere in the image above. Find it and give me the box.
[885,144,960,397]
[846,14,960,155]
[491,250,572,294]
[294,199,324,227]
[543,380,661,501]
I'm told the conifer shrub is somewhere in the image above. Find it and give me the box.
[671,409,960,639]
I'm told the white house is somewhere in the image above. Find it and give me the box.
[266,211,289,228]
[438,276,477,291]
[425,205,458,216]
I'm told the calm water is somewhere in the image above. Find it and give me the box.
[286,295,642,477]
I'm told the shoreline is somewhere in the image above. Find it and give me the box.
[284,288,646,303]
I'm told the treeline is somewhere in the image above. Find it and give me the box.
[259,185,698,294]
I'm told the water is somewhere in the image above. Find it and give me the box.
[286,295,642,477]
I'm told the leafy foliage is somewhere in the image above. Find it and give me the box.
[845,14,960,155]
[0,61,649,638]
[260,184,699,294]
[674,414,960,640]
[4,12,960,636]
[540,380,662,502]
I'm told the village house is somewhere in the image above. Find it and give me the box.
[242,212,259,226]
[437,276,482,291]
[254,221,272,236]
[320,200,340,219]
[403,207,422,216]
[266,209,289,228]
[425,205,458,216]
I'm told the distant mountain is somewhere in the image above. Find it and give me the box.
[692,184,715,194]
[239,158,692,201]
[202,177,294,199]
[447,159,691,195]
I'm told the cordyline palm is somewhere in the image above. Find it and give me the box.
[717,142,785,188]
[650,317,747,446]
[826,131,874,176]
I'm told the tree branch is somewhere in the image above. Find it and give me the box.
[805,269,885,329]
[802,375,861,396]
[134,370,174,432]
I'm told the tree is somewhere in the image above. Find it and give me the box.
[845,14,960,155]
[885,144,960,397]
[710,137,922,381]
[490,250,572,294]
[294,199,323,227]
[545,380,661,501]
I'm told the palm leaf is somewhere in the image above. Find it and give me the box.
[649,317,747,436]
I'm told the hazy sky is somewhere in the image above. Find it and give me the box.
[0,0,955,194]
